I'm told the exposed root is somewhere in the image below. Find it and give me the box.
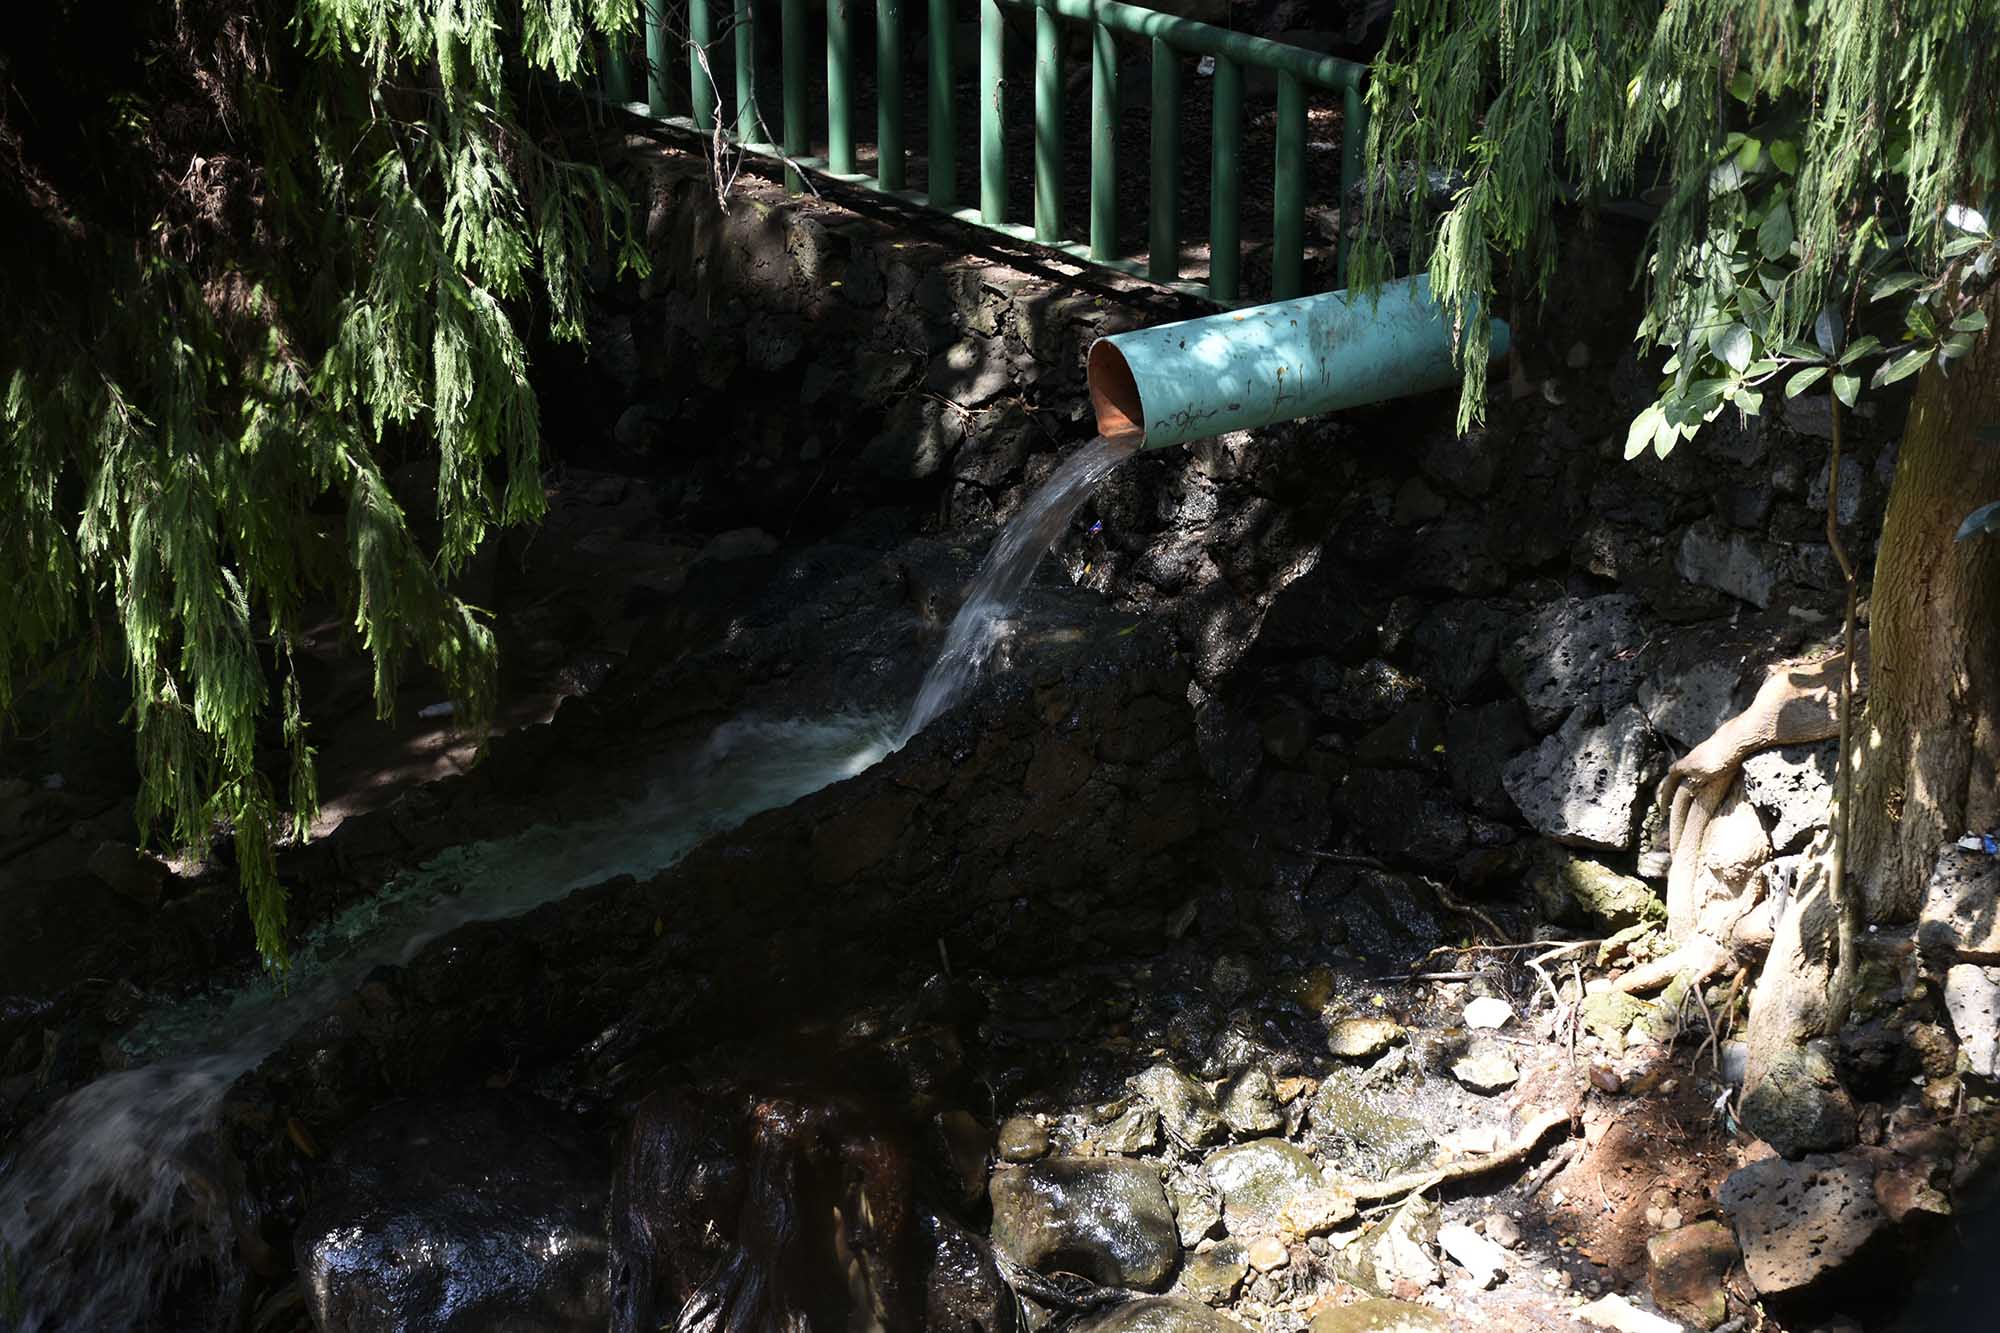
[1614,931,1729,996]
[1338,1108,1574,1212]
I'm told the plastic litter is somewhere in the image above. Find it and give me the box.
[1957,831,1999,855]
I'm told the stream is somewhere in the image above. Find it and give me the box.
[0,436,1137,1332]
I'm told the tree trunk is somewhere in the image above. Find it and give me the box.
[1849,282,2000,924]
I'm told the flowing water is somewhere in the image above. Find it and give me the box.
[0,435,1135,1332]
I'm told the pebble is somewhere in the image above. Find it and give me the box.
[1327,1017,1405,1060]
[1247,1236,1289,1272]
[1483,1214,1522,1249]
[997,1116,1050,1163]
[1464,996,1514,1030]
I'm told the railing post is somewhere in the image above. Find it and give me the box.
[1340,81,1366,284]
[829,0,855,173]
[689,0,716,132]
[783,0,807,191]
[1209,54,1242,302]
[928,0,956,208]
[644,0,671,115]
[1148,38,1179,281]
[878,0,906,190]
[1089,13,1117,261]
[1033,0,1062,242]
[733,0,758,142]
[979,0,1005,223]
[1274,71,1305,298]
[603,28,634,105]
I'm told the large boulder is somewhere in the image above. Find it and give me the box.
[1499,594,1647,732]
[1502,705,1657,851]
[989,1158,1181,1291]
[295,1094,610,1333]
[1719,1151,1889,1296]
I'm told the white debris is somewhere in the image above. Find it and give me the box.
[1576,1293,1684,1333]
[1464,996,1514,1030]
[418,701,456,719]
[1438,1221,1509,1288]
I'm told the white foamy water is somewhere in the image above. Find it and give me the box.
[0,437,1134,1331]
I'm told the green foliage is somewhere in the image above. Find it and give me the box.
[0,0,646,967]
[1359,0,2000,436]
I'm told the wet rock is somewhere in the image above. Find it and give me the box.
[1134,1063,1224,1147]
[700,526,779,562]
[1333,769,1469,869]
[1256,770,1333,852]
[1500,594,1647,732]
[1307,1298,1448,1333]
[939,1110,999,1201]
[1180,1241,1248,1303]
[1326,1018,1405,1060]
[85,840,168,906]
[997,1116,1050,1163]
[1204,1139,1323,1234]
[1218,1068,1284,1137]
[296,1093,609,1333]
[1450,1042,1519,1095]
[1165,1176,1223,1246]
[989,1158,1180,1291]
[1740,742,1836,853]
[1333,1194,1441,1296]
[1646,1219,1738,1329]
[1503,706,1657,851]
[1444,700,1535,819]
[1740,1046,1857,1158]
[1411,601,1509,704]
[921,1210,1021,1333]
[1194,697,1263,800]
[1096,1102,1162,1155]
[1353,701,1447,771]
[1208,954,1258,1007]
[1075,1296,1243,1333]
[1943,965,2000,1079]
[1677,519,1779,608]
[1307,1075,1435,1181]
[1532,850,1666,931]
[1919,846,2000,966]
[1720,1151,1889,1296]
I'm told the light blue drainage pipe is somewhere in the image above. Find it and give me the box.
[1087,275,1510,449]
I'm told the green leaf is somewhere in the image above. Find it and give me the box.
[1943,235,1988,259]
[1814,306,1844,356]
[1870,271,1925,302]
[1757,201,1794,259]
[1728,69,1755,103]
[1832,372,1860,407]
[1735,136,1763,171]
[1785,365,1828,397]
[1908,303,1939,340]
[1953,310,1990,333]
[1744,358,1780,377]
[1769,139,1798,174]
[1837,335,1882,364]
[1946,204,1991,236]
[1735,389,1764,416]
[1871,346,1931,388]
[1957,500,2000,542]
[1711,323,1755,372]
[1625,404,1664,460]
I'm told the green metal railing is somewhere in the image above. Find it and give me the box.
[598,0,1366,303]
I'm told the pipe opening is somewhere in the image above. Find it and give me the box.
[1087,339,1146,446]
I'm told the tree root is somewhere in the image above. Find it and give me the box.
[1614,931,1729,996]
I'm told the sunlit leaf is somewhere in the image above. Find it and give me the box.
[1870,271,1925,301]
[1953,310,1989,333]
[1872,346,1931,388]
[1711,323,1755,372]
[1832,372,1860,407]
[1769,139,1798,174]
[1945,203,1991,236]
[1785,365,1828,397]
[1625,403,1664,460]
[1837,335,1882,365]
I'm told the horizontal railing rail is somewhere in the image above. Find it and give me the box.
[598,1,1366,303]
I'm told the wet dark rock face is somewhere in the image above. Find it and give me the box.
[294,1094,610,1333]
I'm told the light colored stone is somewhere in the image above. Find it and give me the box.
[1463,997,1513,1030]
[1482,1214,1522,1249]
[1204,1139,1323,1234]
[1333,1194,1441,1297]
[1740,742,1836,853]
[1307,1298,1448,1333]
[1503,706,1658,851]
[1450,1044,1519,1095]
[1919,846,2000,965]
[1219,1067,1285,1137]
[1180,1241,1248,1304]
[1437,1221,1508,1287]
[1944,964,2000,1079]
[1646,1220,1737,1329]
[1719,1151,1888,1296]
[1166,1176,1223,1247]
[1134,1064,1224,1147]
[1638,660,1742,751]
[1677,519,1779,609]
[1327,1017,1405,1060]
[1246,1235,1289,1271]
[1576,1293,1685,1333]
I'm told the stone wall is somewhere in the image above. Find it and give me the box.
[597,135,1904,887]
